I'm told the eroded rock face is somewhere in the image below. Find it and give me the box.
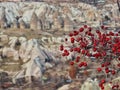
[0,7,7,28]
[0,2,118,31]
[30,12,38,30]
[19,19,26,29]
[64,15,73,31]
[0,35,57,81]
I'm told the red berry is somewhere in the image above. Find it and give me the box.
[76,56,80,60]
[73,30,79,36]
[84,25,88,28]
[78,63,83,67]
[105,69,109,73]
[69,33,73,37]
[81,50,86,54]
[70,48,73,52]
[60,45,64,51]
[117,63,120,67]
[70,37,75,43]
[93,47,97,52]
[75,59,79,63]
[77,48,81,53]
[62,53,66,56]
[116,85,119,88]
[70,61,74,65]
[79,27,84,32]
[97,67,102,72]
[111,70,116,75]
[101,25,105,29]
[101,79,106,83]
[84,62,87,67]
[88,27,92,31]
[96,30,100,33]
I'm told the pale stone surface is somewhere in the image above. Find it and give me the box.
[57,84,70,90]
[30,12,38,30]
[9,37,18,48]
[0,2,118,30]
[2,47,19,60]
[19,19,26,29]
[81,78,100,90]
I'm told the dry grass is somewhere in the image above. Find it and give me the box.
[0,57,22,72]
[1,28,71,40]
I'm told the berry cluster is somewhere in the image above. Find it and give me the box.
[60,25,120,89]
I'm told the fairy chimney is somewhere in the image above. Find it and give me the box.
[44,20,51,30]
[53,17,63,30]
[19,19,26,29]
[12,20,19,29]
[38,12,46,30]
[0,7,7,28]
[64,15,73,31]
[37,20,42,30]
[30,12,38,30]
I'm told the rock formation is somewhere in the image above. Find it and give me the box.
[0,2,119,31]
[12,20,19,29]
[30,12,38,30]
[0,7,7,28]
[19,19,26,29]
[64,15,73,31]
[0,34,57,83]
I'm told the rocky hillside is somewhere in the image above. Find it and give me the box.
[0,2,119,31]
[0,33,59,81]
